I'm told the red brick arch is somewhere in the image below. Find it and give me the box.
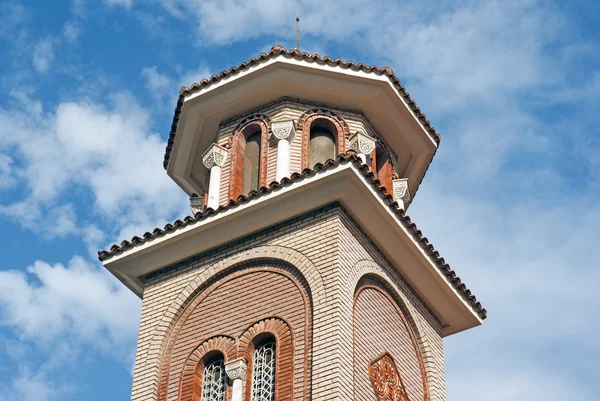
[179,336,236,401]
[353,275,430,401]
[297,109,350,169]
[156,262,313,401]
[239,318,294,401]
[228,114,270,200]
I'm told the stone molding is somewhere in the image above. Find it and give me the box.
[225,358,248,381]
[189,194,204,215]
[202,143,229,169]
[392,178,410,208]
[271,120,296,142]
[349,131,376,155]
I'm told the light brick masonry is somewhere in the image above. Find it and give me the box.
[130,204,444,401]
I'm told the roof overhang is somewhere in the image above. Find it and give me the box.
[104,159,481,337]
[167,54,438,203]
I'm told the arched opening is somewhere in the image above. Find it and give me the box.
[198,351,226,401]
[299,109,349,170]
[250,334,277,401]
[309,123,336,168]
[229,117,269,200]
[242,132,261,195]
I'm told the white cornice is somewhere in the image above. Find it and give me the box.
[104,159,481,337]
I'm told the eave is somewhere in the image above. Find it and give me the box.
[165,46,439,204]
[101,154,485,337]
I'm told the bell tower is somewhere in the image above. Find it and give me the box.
[100,46,486,401]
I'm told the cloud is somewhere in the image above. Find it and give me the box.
[62,20,81,43]
[0,256,140,352]
[0,154,15,189]
[0,90,188,239]
[31,37,55,73]
[449,368,597,401]
[104,0,133,9]
[0,1,28,41]
[0,202,78,239]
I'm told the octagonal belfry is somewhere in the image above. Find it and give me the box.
[100,46,485,401]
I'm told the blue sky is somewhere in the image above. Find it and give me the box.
[0,0,599,400]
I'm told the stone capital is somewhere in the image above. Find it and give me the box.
[189,194,204,215]
[348,131,376,155]
[225,358,248,381]
[202,143,229,169]
[271,120,296,142]
[392,178,410,208]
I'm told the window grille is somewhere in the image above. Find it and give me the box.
[201,359,226,401]
[251,342,276,401]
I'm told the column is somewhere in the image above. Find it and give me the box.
[189,193,204,215]
[392,178,411,210]
[271,120,296,181]
[348,131,376,164]
[225,358,248,401]
[202,143,228,211]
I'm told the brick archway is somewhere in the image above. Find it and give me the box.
[239,318,295,401]
[297,109,350,169]
[228,114,270,200]
[139,246,325,401]
[179,336,236,401]
[354,276,430,401]
[347,260,432,401]
[154,260,314,401]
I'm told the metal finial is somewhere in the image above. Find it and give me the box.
[296,12,300,52]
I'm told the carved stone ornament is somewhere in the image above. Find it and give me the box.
[224,358,248,381]
[271,120,296,142]
[392,178,411,206]
[202,143,229,169]
[368,353,411,401]
[349,131,376,155]
[189,194,204,215]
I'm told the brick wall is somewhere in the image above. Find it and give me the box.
[353,278,427,400]
[130,204,445,401]
[212,98,399,205]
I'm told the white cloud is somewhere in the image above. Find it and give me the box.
[1,370,55,401]
[0,256,140,352]
[141,65,171,93]
[178,65,211,89]
[0,202,78,239]
[62,20,80,43]
[0,154,15,189]
[0,91,188,237]
[104,0,133,9]
[31,38,55,73]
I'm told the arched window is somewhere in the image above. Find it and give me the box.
[299,110,348,169]
[201,357,226,401]
[242,132,261,195]
[309,125,336,168]
[229,116,269,200]
[251,341,276,401]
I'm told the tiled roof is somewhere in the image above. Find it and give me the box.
[100,152,486,320]
[163,45,441,170]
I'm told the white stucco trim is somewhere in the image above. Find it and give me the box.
[104,159,481,337]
